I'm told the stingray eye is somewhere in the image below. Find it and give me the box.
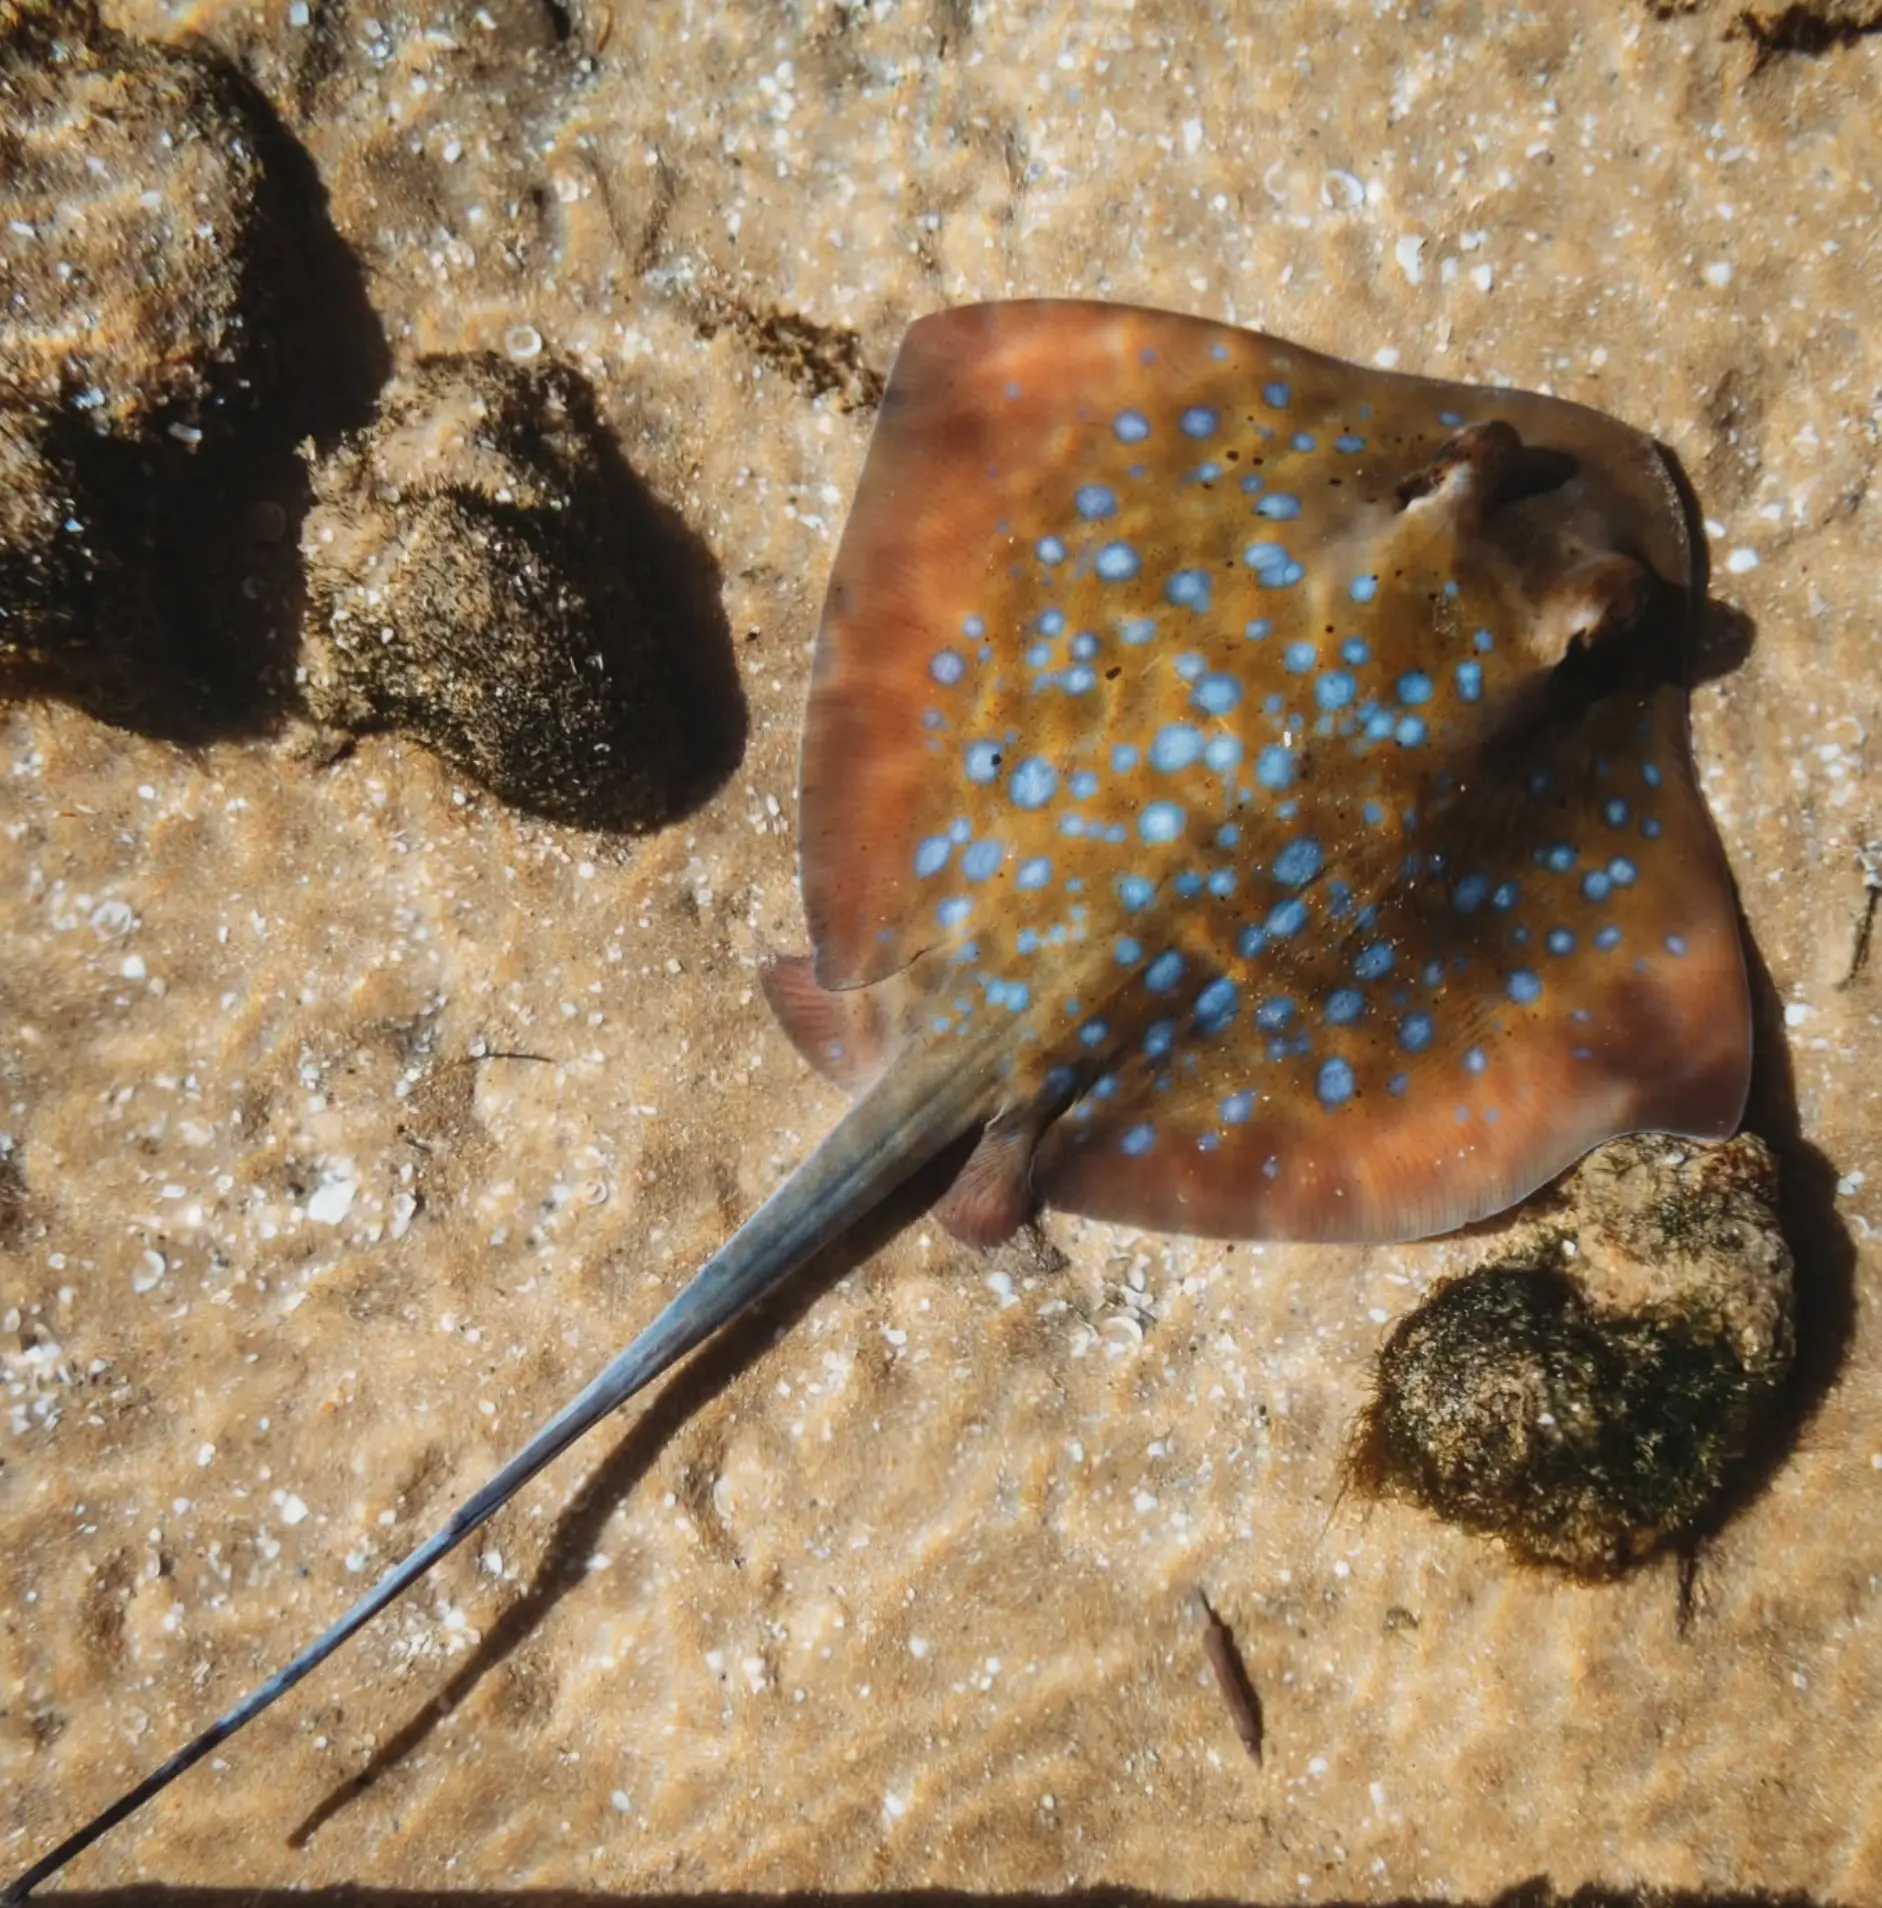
[1396,419,1577,515]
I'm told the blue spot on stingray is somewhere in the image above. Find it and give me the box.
[1547,928,1576,956]
[1474,628,1495,653]
[1292,432,1317,452]
[1257,493,1302,521]
[1208,870,1237,897]
[1400,1013,1435,1053]
[1244,618,1273,641]
[1026,642,1053,670]
[1120,616,1157,645]
[1080,1019,1110,1047]
[1337,433,1366,453]
[1071,631,1100,661]
[1341,637,1372,667]
[1038,608,1067,639]
[1316,670,1357,712]
[1283,640,1317,674]
[1113,743,1141,772]
[1036,535,1067,565]
[1016,928,1039,955]
[930,649,966,686]
[1462,1047,1487,1075]
[1355,943,1394,980]
[1642,816,1664,840]
[1245,542,1303,586]
[1120,1123,1156,1156]
[1508,969,1543,1005]
[1665,934,1688,957]
[1140,801,1185,844]
[1096,542,1141,582]
[1257,744,1295,792]
[1076,484,1118,521]
[966,742,1002,784]
[1582,870,1613,903]
[1255,998,1295,1032]
[1062,665,1097,694]
[1194,673,1243,717]
[1272,837,1324,886]
[1388,1073,1409,1096]
[1015,856,1052,893]
[1115,936,1144,966]
[1205,737,1244,775]
[1326,989,1364,1025]
[1596,925,1623,951]
[1143,1020,1176,1059]
[1364,709,1396,741]
[1453,873,1489,915]
[1167,569,1213,611]
[1396,716,1428,748]
[915,837,951,878]
[962,840,1005,882]
[1114,410,1151,443]
[1397,671,1434,706]
[1151,725,1204,773]
[1145,950,1186,993]
[1263,380,1290,408]
[1351,575,1379,605]
[1610,857,1638,887]
[1605,798,1631,828]
[1643,762,1664,789]
[1195,978,1240,1032]
[1317,1057,1356,1108]
[937,897,972,930]
[1492,881,1520,912]
[1542,843,1577,873]
[1009,759,1058,809]
[1070,771,1100,800]
[1266,897,1309,938]
[1181,405,1219,438]
[1175,873,1203,899]
[1456,660,1484,701]
[1116,874,1156,912]
[1440,409,1465,428]
[1174,652,1207,682]
[1363,799,1386,828]
[1221,1092,1254,1125]
[1237,925,1269,960]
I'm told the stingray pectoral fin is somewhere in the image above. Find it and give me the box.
[1,1041,996,1904]
[1033,688,1749,1246]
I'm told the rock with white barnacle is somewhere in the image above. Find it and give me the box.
[0,0,267,432]
[299,354,697,830]
[1354,1133,1794,1575]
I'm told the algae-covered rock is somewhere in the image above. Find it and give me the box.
[300,354,698,831]
[0,0,268,431]
[1356,1133,1794,1574]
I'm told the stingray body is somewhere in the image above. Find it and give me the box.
[6,302,1750,1897]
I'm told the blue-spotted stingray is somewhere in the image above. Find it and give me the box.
[7,300,1751,1897]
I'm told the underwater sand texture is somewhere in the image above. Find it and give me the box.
[4,0,1881,1900]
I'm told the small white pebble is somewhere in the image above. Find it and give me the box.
[1783,1001,1813,1028]
[1725,547,1761,574]
[504,324,544,361]
[1703,260,1734,288]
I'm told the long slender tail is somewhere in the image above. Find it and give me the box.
[4,1043,995,1902]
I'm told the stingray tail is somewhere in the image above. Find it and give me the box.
[3,1041,994,1902]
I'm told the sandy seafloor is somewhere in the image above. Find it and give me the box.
[4,0,1882,1901]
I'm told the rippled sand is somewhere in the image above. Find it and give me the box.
[3,1,1880,1900]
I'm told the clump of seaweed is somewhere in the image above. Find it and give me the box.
[1353,1134,1794,1574]
[299,354,700,831]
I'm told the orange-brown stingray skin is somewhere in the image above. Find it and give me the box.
[792,302,1750,1243]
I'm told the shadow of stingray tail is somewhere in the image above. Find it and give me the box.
[2,1049,999,1902]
